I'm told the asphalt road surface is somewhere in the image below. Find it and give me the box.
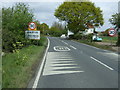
[36,37,119,88]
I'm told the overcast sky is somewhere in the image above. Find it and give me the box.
[2,0,119,31]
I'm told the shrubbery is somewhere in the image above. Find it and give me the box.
[74,33,82,40]
[69,33,93,42]
[49,27,66,37]
[2,3,43,52]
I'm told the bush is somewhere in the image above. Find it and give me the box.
[74,33,82,40]
[86,34,93,42]
[2,3,34,52]
[31,36,46,46]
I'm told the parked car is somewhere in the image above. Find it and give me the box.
[60,34,66,39]
[92,35,102,41]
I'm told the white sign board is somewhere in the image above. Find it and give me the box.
[25,30,40,40]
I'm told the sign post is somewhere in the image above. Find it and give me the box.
[25,30,40,40]
[25,22,40,41]
[108,28,116,46]
[28,22,37,30]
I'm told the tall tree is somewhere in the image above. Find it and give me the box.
[54,0,104,34]
[109,13,120,46]
[109,13,120,30]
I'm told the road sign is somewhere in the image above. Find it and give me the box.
[25,30,40,40]
[28,22,36,30]
[108,28,116,37]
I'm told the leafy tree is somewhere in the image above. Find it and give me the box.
[40,23,49,34]
[2,3,34,52]
[49,21,67,36]
[49,27,63,37]
[54,0,104,34]
[52,21,65,31]
[109,13,120,29]
[109,13,120,46]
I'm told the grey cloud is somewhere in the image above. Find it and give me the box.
[27,2,62,27]
[28,2,61,13]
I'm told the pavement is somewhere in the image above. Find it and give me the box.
[31,37,119,88]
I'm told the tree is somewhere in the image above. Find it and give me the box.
[48,21,67,36]
[54,0,104,34]
[109,13,120,29]
[52,21,65,31]
[2,3,34,52]
[40,23,49,34]
[109,13,120,46]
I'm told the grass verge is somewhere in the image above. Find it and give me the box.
[2,36,47,88]
[101,36,118,43]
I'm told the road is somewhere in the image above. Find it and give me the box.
[34,37,119,88]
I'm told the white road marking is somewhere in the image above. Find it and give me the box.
[61,41,69,45]
[51,63,78,66]
[43,71,84,76]
[70,45,77,49]
[43,52,84,76]
[64,42,69,45]
[90,56,114,70]
[32,38,50,88]
[52,61,75,63]
[54,46,70,51]
[52,58,73,60]
[51,66,80,69]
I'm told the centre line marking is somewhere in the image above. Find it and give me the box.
[70,45,77,49]
[61,41,68,45]
[90,56,114,70]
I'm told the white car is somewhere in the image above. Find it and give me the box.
[60,34,66,38]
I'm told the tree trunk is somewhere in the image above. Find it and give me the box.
[117,32,120,46]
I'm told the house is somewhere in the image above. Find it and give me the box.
[83,24,94,35]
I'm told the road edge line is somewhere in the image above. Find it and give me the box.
[32,37,50,88]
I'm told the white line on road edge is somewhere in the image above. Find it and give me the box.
[70,45,77,49]
[32,37,50,88]
[90,57,114,70]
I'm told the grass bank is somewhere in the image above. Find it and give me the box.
[2,36,47,88]
[101,36,118,43]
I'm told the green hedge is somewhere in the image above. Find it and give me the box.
[2,3,37,52]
